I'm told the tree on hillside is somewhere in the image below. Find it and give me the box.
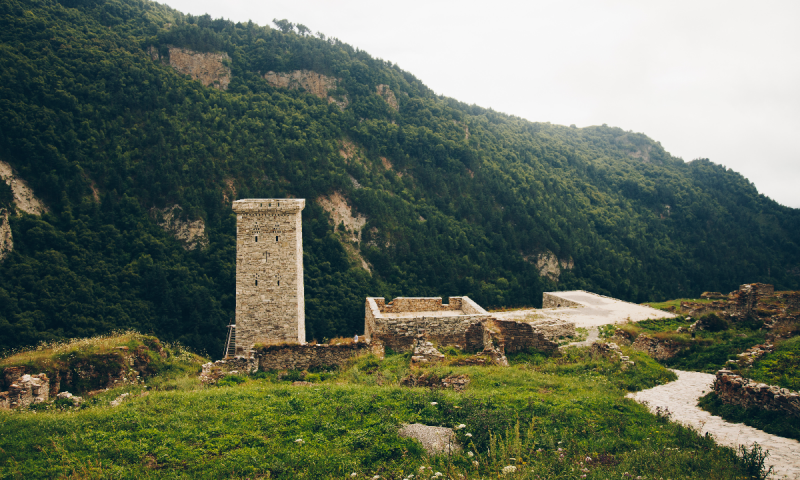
[273,19,295,34]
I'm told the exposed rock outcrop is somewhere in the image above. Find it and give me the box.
[264,70,348,109]
[524,250,574,282]
[376,84,398,111]
[317,191,367,243]
[0,208,11,261]
[150,204,208,251]
[0,160,48,215]
[150,46,231,90]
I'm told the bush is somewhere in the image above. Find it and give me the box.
[699,313,728,332]
[216,375,247,387]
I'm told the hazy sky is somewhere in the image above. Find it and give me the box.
[163,0,800,208]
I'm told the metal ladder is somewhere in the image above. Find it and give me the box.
[223,323,236,358]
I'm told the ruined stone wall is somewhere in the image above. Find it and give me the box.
[714,370,800,417]
[488,319,558,354]
[257,343,369,371]
[542,293,583,309]
[233,199,305,352]
[0,374,49,409]
[528,319,576,340]
[364,297,489,352]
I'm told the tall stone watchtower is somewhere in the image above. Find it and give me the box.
[232,199,305,354]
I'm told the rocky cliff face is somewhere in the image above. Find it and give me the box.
[317,191,370,271]
[525,250,574,282]
[0,160,47,260]
[150,46,231,90]
[264,70,348,109]
[0,160,47,215]
[150,205,208,250]
[0,209,11,261]
[376,84,398,111]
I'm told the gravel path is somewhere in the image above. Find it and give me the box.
[628,369,800,479]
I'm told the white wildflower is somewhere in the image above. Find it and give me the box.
[502,465,517,474]
[465,433,472,437]
[467,451,474,457]
[350,474,356,478]
[472,461,479,467]
[420,466,426,471]
[294,438,303,444]
[434,473,442,478]
[430,402,438,405]
[457,424,466,429]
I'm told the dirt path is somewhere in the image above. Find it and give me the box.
[628,369,800,479]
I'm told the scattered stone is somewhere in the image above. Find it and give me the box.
[398,424,461,455]
[56,391,83,407]
[109,393,130,407]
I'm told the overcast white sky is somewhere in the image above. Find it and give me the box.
[163,0,800,208]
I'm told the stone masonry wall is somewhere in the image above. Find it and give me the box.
[714,370,800,417]
[364,297,489,352]
[257,343,369,371]
[488,319,558,354]
[0,374,49,409]
[233,199,305,352]
[542,292,583,309]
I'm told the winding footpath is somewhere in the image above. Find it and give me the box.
[627,370,800,479]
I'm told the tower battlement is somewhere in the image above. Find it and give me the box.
[233,199,305,354]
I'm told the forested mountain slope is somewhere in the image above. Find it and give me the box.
[1,0,798,357]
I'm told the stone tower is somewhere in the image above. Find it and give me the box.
[232,199,305,354]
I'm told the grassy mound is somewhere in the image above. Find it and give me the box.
[0,331,206,395]
[743,336,800,391]
[0,337,766,479]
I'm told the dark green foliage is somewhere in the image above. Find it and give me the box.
[215,374,246,387]
[0,0,798,359]
[699,313,728,332]
[699,392,800,442]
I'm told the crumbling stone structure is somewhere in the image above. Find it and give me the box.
[364,297,489,352]
[0,373,49,409]
[256,343,369,371]
[714,370,800,417]
[233,199,306,353]
[364,296,558,355]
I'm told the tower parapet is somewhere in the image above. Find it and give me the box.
[233,199,305,353]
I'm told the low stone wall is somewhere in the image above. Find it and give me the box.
[489,319,558,354]
[365,297,489,352]
[714,370,800,417]
[257,343,369,371]
[529,319,576,340]
[542,293,583,309]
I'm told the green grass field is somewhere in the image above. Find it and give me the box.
[0,340,766,479]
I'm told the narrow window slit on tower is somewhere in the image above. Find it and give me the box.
[255,279,258,286]
[255,235,258,242]
[276,236,279,242]
[277,280,280,286]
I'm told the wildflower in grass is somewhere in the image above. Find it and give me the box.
[420,466,426,471]
[434,473,442,477]
[557,448,563,452]
[586,456,592,462]
[467,451,474,457]
[465,433,472,437]
[294,438,303,444]
[372,476,380,480]
[457,424,466,429]
[502,465,517,474]
[430,402,438,405]
[350,474,356,477]
[472,461,479,467]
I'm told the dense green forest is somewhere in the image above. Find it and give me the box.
[1,0,798,357]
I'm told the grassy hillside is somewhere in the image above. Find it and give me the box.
[0,0,799,356]
[0,341,771,479]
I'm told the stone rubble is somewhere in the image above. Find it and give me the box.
[0,373,49,409]
[398,424,461,455]
[56,391,83,407]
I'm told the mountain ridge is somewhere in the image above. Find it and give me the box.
[0,0,798,357]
